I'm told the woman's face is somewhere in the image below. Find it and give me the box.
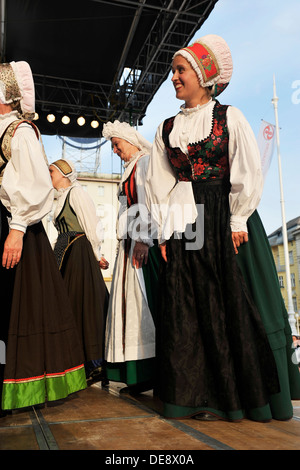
[49,165,68,189]
[111,137,137,162]
[171,55,210,108]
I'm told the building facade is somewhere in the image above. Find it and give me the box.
[268,216,300,335]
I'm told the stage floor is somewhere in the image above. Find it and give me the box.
[1,381,300,451]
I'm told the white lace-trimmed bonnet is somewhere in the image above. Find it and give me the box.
[51,159,77,183]
[0,61,35,116]
[102,120,152,155]
[173,34,233,96]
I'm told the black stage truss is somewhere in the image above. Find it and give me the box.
[0,0,218,137]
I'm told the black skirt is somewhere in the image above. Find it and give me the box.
[56,233,109,363]
[156,179,280,417]
[0,204,86,410]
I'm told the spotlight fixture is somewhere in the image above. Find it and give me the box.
[47,113,55,123]
[33,113,39,120]
[91,119,99,129]
[61,115,70,125]
[77,116,85,126]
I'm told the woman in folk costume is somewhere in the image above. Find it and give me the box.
[0,61,86,416]
[49,159,109,384]
[102,121,160,393]
[145,34,300,421]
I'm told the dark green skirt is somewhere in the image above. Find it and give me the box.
[236,210,300,418]
[164,210,300,421]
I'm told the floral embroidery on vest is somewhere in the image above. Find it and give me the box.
[162,101,230,182]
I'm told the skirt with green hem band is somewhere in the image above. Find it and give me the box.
[163,402,273,422]
[106,358,155,386]
[106,243,160,388]
[2,365,87,410]
[161,211,300,422]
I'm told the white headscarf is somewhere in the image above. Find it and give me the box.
[102,120,151,155]
[0,61,35,117]
[50,159,77,183]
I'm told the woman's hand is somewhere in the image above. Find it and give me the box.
[99,257,109,270]
[231,231,248,254]
[2,229,24,269]
[132,241,149,269]
[159,242,167,262]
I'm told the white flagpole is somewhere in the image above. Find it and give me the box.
[272,75,297,335]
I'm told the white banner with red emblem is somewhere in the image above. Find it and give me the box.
[257,120,276,180]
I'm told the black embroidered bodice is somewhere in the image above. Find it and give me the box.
[162,101,230,182]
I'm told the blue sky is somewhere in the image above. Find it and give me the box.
[43,0,300,235]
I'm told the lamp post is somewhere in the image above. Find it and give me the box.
[272,75,297,336]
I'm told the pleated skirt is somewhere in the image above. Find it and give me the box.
[0,205,86,411]
[56,233,109,363]
[157,179,282,421]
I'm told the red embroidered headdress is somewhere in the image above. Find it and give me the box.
[174,34,233,97]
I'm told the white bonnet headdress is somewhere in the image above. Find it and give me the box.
[51,159,77,183]
[0,61,35,117]
[102,120,152,155]
[173,34,233,96]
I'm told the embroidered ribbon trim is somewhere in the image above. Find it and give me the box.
[3,364,85,384]
[183,42,219,83]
